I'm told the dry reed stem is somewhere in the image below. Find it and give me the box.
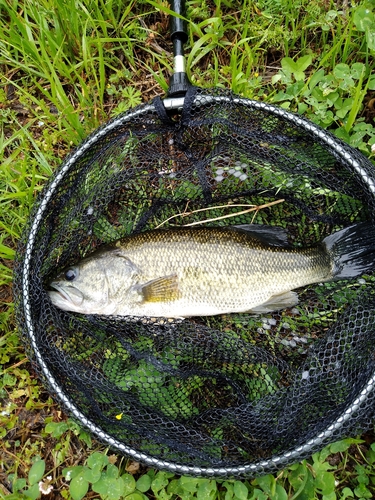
[155,199,284,228]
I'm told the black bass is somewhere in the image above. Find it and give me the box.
[48,222,375,318]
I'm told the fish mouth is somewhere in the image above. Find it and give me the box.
[49,282,84,310]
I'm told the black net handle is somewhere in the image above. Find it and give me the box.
[168,0,191,96]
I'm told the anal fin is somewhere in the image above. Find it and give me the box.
[248,291,299,314]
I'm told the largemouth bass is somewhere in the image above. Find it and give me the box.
[48,222,375,318]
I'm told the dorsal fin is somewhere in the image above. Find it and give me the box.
[231,224,290,247]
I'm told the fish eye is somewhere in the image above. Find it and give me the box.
[65,268,78,281]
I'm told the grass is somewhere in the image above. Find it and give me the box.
[1,0,375,498]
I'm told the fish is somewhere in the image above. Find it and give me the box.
[48,222,375,318]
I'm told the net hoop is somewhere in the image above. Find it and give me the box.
[18,92,375,477]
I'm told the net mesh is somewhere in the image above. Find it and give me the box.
[14,87,375,477]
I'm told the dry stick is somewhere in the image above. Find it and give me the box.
[185,199,284,226]
[155,199,284,228]
[155,203,255,228]
[2,448,28,469]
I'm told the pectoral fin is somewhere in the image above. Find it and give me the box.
[140,274,181,303]
[249,291,299,314]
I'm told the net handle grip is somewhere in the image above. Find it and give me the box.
[168,0,190,96]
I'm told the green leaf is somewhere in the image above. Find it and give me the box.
[340,487,355,499]
[354,483,373,498]
[151,471,170,494]
[93,216,120,242]
[126,494,145,500]
[366,447,375,465]
[222,481,234,500]
[180,476,198,493]
[24,483,41,500]
[333,63,351,80]
[63,466,84,481]
[334,127,351,143]
[353,6,375,32]
[106,464,120,479]
[28,459,45,486]
[107,476,126,500]
[329,438,363,454]
[281,55,312,81]
[91,475,126,500]
[335,97,354,119]
[287,463,315,499]
[233,480,248,499]
[366,28,375,51]
[351,62,366,79]
[272,91,290,103]
[12,478,27,492]
[92,473,125,498]
[44,421,69,438]
[275,484,288,500]
[70,474,89,500]
[86,452,109,471]
[253,475,275,497]
[315,471,335,495]
[0,243,15,259]
[309,69,325,89]
[91,475,110,496]
[136,474,152,493]
[120,473,137,496]
[166,479,181,496]
[281,57,298,73]
[3,373,17,387]
[249,489,267,500]
[298,102,309,115]
[312,448,335,467]
[321,492,336,500]
[197,479,217,500]
[296,55,313,72]
[77,428,92,448]
[83,467,102,484]
[294,71,306,82]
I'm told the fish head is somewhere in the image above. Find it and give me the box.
[48,249,139,314]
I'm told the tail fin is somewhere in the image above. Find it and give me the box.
[323,222,375,279]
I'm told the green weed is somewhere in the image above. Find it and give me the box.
[5,435,369,498]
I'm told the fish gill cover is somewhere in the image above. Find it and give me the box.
[13,87,375,477]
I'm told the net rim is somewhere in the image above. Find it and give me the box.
[20,92,375,477]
